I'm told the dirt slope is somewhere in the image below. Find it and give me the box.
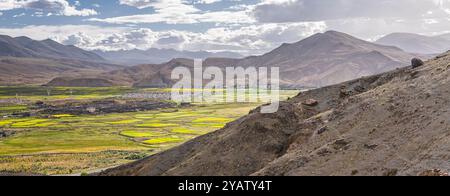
[0,57,123,85]
[99,52,450,176]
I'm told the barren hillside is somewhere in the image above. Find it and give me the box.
[0,35,105,61]
[0,57,123,85]
[99,52,450,176]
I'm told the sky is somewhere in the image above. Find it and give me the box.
[0,0,450,55]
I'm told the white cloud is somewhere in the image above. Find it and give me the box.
[0,25,128,41]
[90,0,254,25]
[88,11,254,25]
[13,13,25,17]
[325,17,450,41]
[119,0,197,10]
[250,0,450,41]
[0,23,326,55]
[0,0,98,16]
[254,0,450,22]
[195,0,222,4]
[0,0,23,10]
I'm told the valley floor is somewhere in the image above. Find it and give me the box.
[0,86,298,175]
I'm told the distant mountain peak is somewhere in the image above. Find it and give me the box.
[233,30,414,87]
[323,30,346,35]
[0,34,105,61]
[94,48,244,66]
[42,38,59,44]
[15,36,32,40]
[376,32,450,54]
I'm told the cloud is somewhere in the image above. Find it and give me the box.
[119,0,197,10]
[254,0,450,23]
[87,11,254,25]
[13,13,26,17]
[3,0,450,54]
[0,25,128,41]
[195,0,222,4]
[325,17,450,41]
[188,22,326,54]
[0,0,97,16]
[90,0,254,25]
[0,23,326,55]
[250,0,450,40]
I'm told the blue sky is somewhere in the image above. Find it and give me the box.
[1,0,450,54]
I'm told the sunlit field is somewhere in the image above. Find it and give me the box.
[0,86,298,175]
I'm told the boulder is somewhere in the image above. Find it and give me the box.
[317,126,328,134]
[302,99,319,107]
[419,169,449,176]
[411,58,424,69]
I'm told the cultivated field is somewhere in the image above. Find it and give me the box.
[0,86,298,175]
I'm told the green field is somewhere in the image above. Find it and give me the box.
[0,86,298,175]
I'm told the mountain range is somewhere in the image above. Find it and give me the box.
[0,35,122,85]
[2,31,439,88]
[376,33,450,54]
[94,48,244,66]
[0,35,105,61]
[48,31,417,88]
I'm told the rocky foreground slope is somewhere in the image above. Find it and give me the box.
[100,52,450,176]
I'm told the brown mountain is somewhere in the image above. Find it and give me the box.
[0,57,123,85]
[99,52,450,176]
[0,35,124,85]
[233,31,414,87]
[0,35,105,61]
[58,31,415,88]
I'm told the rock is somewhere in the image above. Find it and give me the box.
[332,139,351,150]
[35,101,44,106]
[317,126,328,134]
[383,169,398,176]
[364,144,378,150]
[302,99,319,107]
[339,88,350,98]
[411,58,424,68]
[354,85,365,93]
[434,53,447,60]
[419,169,449,176]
